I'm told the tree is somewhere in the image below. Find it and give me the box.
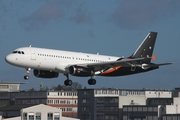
[49,82,83,91]
[28,87,35,91]
[71,82,82,90]
[54,84,63,91]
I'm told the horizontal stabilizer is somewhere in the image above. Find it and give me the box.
[156,62,174,66]
[142,62,174,70]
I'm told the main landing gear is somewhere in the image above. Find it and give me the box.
[88,78,96,85]
[63,74,97,86]
[24,68,31,80]
[64,74,72,86]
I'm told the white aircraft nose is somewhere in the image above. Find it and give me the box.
[5,54,13,64]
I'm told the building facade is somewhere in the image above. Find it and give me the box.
[2,104,80,120]
[162,88,180,120]
[0,81,25,92]
[0,90,78,118]
[78,88,173,120]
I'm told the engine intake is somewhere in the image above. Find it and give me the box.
[69,65,93,77]
[33,69,59,78]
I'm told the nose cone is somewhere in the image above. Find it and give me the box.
[5,54,13,64]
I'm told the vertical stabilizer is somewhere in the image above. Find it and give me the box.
[131,32,157,63]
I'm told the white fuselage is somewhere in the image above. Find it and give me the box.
[5,47,120,75]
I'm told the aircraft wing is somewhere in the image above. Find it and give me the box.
[83,57,148,72]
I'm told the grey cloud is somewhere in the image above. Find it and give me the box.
[20,1,64,31]
[69,4,92,24]
[112,0,180,29]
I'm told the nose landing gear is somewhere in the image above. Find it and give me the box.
[24,75,29,80]
[24,68,31,80]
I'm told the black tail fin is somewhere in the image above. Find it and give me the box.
[130,32,157,63]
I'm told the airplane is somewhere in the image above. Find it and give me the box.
[5,32,173,86]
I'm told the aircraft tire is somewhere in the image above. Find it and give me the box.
[64,79,72,86]
[24,75,29,80]
[88,79,96,85]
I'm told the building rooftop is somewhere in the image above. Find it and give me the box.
[0,105,33,111]
[0,81,26,84]
[80,88,172,91]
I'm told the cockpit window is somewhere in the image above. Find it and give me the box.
[13,51,18,53]
[12,51,25,54]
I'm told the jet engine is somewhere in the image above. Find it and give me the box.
[141,63,159,70]
[33,69,59,78]
[69,65,94,77]
[141,64,150,70]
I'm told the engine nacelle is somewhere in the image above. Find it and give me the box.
[141,63,159,70]
[69,65,94,77]
[141,63,150,70]
[33,69,59,78]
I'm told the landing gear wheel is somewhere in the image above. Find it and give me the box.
[24,75,29,80]
[64,79,72,86]
[88,78,96,85]
[24,68,31,80]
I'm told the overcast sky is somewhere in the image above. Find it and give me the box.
[1,0,180,90]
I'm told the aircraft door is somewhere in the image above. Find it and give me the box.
[30,48,36,60]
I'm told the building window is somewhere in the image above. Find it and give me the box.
[97,106,104,113]
[82,115,90,120]
[105,115,109,120]
[82,107,90,111]
[67,108,73,112]
[36,112,41,120]
[148,107,153,112]
[83,91,90,95]
[0,85,9,89]
[115,90,118,94]
[54,112,60,120]
[47,113,53,120]
[102,90,107,94]
[138,107,142,111]
[82,98,90,103]
[143,107,147,111]
[97,115,103,120]
[95,90,101,94]
[96,98,104,104]
[123,107,128,111]
[128,107,132,111]
[28,112,34,120]
[153,107,158,112]
[23,112,27,120]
